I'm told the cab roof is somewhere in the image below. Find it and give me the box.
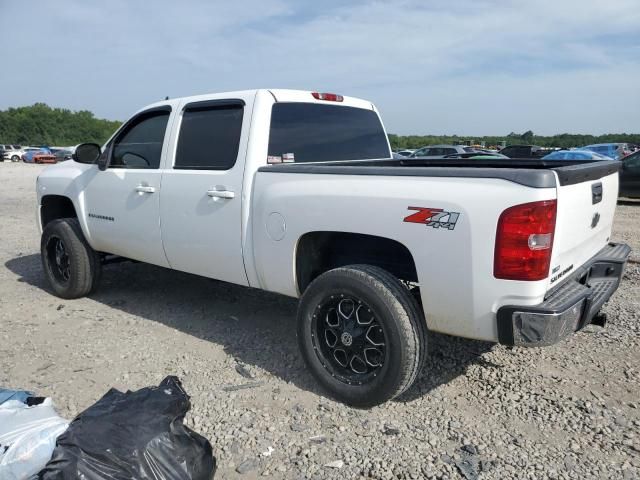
[140,89,375,114]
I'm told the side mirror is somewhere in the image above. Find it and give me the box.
[73,143,102,165]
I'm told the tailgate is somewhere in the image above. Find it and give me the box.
[549,164,620,289]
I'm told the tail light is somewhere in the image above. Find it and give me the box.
[311,92,343,102]
[494,200,557,281]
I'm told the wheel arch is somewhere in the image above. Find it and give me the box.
[295,231,418,295]
[40,195,78,230]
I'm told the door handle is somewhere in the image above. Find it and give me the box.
[207,189,235,199]
[135,185,156,194]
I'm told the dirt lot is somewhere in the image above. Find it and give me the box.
[1,162,639,479]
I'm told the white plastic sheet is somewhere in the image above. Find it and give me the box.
[0,398,68,480]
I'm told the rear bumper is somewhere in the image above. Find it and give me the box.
[497,242,631,347]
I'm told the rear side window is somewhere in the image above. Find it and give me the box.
[268,103,390,163]
[175,102,244,170]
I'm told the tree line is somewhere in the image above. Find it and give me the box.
[0,104,121,146]
[1,103,639,150]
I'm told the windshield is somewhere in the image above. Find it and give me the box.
[268,103,390,163]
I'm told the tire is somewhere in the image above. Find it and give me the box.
[11,155,20,162]
[297,265,427,407]
[41,218,102,299]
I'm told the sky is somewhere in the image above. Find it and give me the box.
[1,0,639,136]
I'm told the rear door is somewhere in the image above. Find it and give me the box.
[159,93,255,286]
[549,168,619,287]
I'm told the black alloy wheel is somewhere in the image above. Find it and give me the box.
[41,218,102,299]
[312,295,386,385]
[297,265,428,407]
[46,236,71,283]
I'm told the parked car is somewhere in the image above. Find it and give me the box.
[34,152,58,164]
[442,152,509,159]
[35,89,630,407]
[409,144,476,157]
[499,145,551,158]
[542,149,612,161]
[54,149,74,162]
[22,147,53,163]
[620,150,640,198]
[395,149,416,157]
[0,145,5,162]
[1,144,25,162]
[582,143,631,160]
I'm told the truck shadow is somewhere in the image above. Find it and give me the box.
[5,254,494,405]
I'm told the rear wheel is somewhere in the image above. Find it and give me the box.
[11,155,20,162]
[41,218,102,298]
[297,265,427,407]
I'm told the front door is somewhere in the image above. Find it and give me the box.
[159,94,255,286]
[82,107,172,267]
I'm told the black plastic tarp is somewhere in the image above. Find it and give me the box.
[37,376,215,480]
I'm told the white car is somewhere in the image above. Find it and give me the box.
[1,145,25,162]
[409,144,476,157]
[395,149,416,157]
[35,89,630,406]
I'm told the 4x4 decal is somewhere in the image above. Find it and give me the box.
[403,207,460,230]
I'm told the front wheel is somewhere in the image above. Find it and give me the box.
[41,218,102,299]
[11,155,20,162]
[297,265,427,407]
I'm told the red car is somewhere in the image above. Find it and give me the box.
[33,153,57,164]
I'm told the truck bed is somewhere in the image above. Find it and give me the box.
[259,158,621,188]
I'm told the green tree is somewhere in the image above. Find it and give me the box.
[0,104,121,146]
[520,130,534,144]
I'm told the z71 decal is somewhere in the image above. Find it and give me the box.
[403,207,460,230]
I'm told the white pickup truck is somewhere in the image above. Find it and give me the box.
[36,89,631,406]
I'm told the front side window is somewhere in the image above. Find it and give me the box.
[414,148,430,156]
[268,103,390,163]
[110,110,170,169]
[175,102,244,170]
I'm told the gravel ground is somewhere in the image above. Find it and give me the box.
[1,162,639,479]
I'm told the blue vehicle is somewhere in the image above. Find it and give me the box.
[582,143,630,160]
[542,149,613,161]
[22,147,52,163]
